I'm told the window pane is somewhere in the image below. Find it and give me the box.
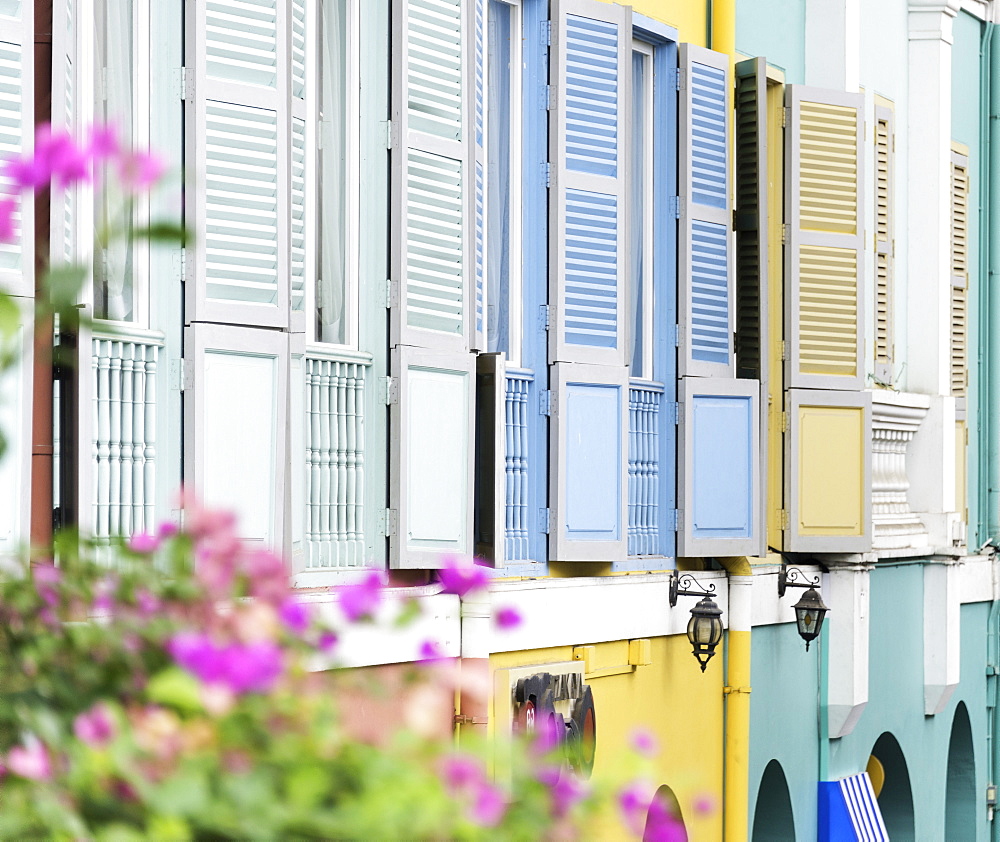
[629,50,645,377]
[317,0,347,344]
[486,0,512,355]
[94,0,135,322]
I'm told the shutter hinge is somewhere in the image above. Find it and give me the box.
[539,507,551,534]
[173,67,188,101]
[780,340,787,360]
[171,358,194,392]
[781,223,790,244]
[667,509,679,531]
[385,279,398,309]
[546,84,556,111]
[671,195,683,219]
[781,411,788,433]
[539,304,551,330]
[539,390,554,416]
[541,19,552,46]
[782,106,789,128]
[384,376,399,405]
[543,161,553,188]
[672,401,680,425]
[381,120,397,150]
[673,324,682,348]
[780,510,790,531]
[384,509,398,537]
[675,67,686,92]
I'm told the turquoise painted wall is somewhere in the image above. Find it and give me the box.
[828,565,990,841]
[748,622,820,839]
[952,11,983,543]
[735,0,804,82]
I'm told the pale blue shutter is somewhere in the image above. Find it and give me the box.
[548,0,630,563]
[676,45,762,557]
[471,0,486,352]
[185,0,289,329]
[389,0,477,568]
[678,44,732,378]
[0,0,33,298]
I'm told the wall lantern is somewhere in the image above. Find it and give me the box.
[777,567,829,651]
[669,571,724,672]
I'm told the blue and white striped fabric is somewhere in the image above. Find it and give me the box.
[818,773,888,842]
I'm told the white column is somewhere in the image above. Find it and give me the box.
[908,395,960,545]
[924,560,960,714]
[805,0,861,91]
[906,0,960,396]
[827,562,870,738]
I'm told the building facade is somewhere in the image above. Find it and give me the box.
[2,0,1000,838]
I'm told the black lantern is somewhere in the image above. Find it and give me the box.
[670,571,725,672]
[778,567,829,651]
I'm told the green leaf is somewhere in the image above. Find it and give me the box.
[134,221,190,247]
[0,294,20,340]
[146,667,203,714]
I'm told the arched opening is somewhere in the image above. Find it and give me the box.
[945,702,976,838]
[751,759,795,841]
[643,785,687,842]
[871,732,915,841]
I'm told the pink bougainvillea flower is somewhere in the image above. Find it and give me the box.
[494,605,522,630]
[167,633,284,695]
[245,550,289,605]
[8,740,51,782]
[538,766,588,819]
[157,520,179,539]
[87,123,120,161]
[438,555,489,598]
[418,639,446,662]
[32,125,90,188]
[117,150,165,193]
[317,630,338,653]
[74,703,115,747]
[178,489,238,542]
[440,753,485,793]
[618,781,652,836]
[135,588,160,618]
[0,197,16,243]
[92,576,118,615]
[279,597,311,636]
[469,782,507,828]
[127,532,161,554]
[529,711,563,755]
[630,727,659,757]
[693,793,716,816]
[335,570,384,621]
[33,562,61,608]
[643,794,687,842]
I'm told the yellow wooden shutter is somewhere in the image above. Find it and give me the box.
[950,149,969,398]
[874,104,893,382]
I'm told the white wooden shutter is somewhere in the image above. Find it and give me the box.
[0,0,33,298]
[184,0,289,328]
[470,0,487,352]
[0,298,32,559]
[289,0,307,323]
[547,0,630,563]
[950,150,969,399]
[389,0,477,567]
[784,85,865,391]
[874,105,894,383]
[678,44,733,379]
[185,324,288,548]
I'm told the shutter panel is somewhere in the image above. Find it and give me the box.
[49,0,74,269]
[290,0,307,319]
[678,44,732,378]
[389,0,476,567]
[734,57,767,382]
[785,85,865,391]
[549,0,628,367]
[785,388,871,552]
[471,0,487,351]
[548,0,629,563]
[0,299,32,558]
[677,377,761,556]
[874,105,893,383]
[0,0,33,297]
[185,0,289,328]
[185,324,288,549]
[950,150,968,399]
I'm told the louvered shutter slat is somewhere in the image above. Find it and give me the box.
[874,107,893,379]
[0,0,31,297]
[785,86,865,391]
[679,45,733,378]
[471,0,486,350]
[951,151,969,398]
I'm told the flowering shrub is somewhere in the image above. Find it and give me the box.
[0,125,706,839]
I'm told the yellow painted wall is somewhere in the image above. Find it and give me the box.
[491,637,724,839]
[593,0,710,47]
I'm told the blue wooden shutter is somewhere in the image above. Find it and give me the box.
[678,44,732,379]
[548,0,630,563]
[389,0,477,567]
[185,0,290,329]
[0,0,33,298]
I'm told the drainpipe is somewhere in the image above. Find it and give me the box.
[456,592,490,743]
[710,0,735,59]
[30,0,53,551]
[988,19,1000,544]
[719,557,752,842]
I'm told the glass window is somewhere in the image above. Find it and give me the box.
[629,42,654,379]
[486,0,522,364]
